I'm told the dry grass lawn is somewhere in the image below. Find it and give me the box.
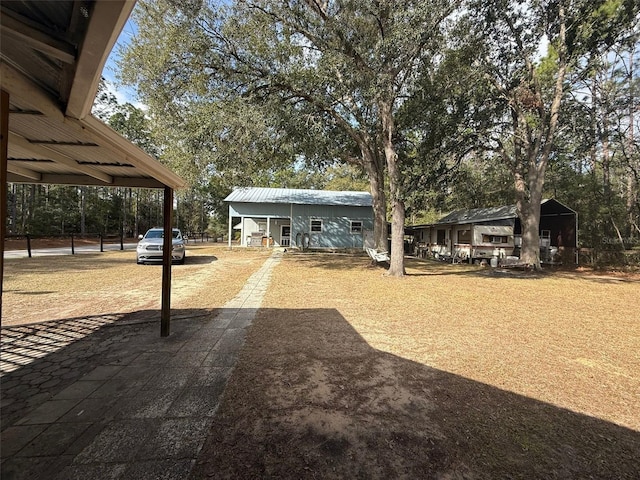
[2,247,639,478]
[1,244,271,325]
[193,252,640,479]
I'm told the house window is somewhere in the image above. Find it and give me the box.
[350,221,363,234]
[457,230,471,243]
[310,219,323,232]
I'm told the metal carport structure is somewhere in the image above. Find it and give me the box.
[1,0,186,335]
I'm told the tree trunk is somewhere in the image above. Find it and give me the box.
[510,1,567,271]
[26,184,35,231]
[362,152,387,250]
[381,101,405,276]
[134,190,140,238]
[627,50,636,239]
[8,184,16,234]
[517,188,543,268]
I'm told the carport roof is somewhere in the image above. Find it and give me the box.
[1,0,185,189]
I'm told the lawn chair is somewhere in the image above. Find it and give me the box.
[366,247,390,263]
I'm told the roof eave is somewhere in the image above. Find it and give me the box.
[66,0,135,120]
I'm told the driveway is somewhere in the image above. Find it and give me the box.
[3,244,137,259]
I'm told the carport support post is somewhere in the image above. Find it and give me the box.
[161,186,173,337]
[1,90,9,324]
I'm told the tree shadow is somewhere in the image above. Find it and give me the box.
[288,252,639,284]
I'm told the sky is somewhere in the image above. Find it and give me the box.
[100,17,143,109]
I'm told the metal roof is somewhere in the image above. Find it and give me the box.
[414,199,575,227]
[436,204,518,225]
[1,0,186,189]
[225,187,373,207]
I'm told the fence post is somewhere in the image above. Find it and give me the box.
[27,235,32,258]
[100,234,104,252]
[120,232,124,250]
[71,234,75,255]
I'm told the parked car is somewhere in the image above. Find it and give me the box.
[136,228,186,264]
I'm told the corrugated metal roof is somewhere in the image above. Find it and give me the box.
[1,0,186,189]
[424,199,574,226]
[225,187,373,207]
[436,204,518,225]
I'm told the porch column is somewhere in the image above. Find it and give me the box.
[470,224,475,263]
[0,90,8,324]
[161,186,173,337]
[266,217,271,248]
[227,207,232,248]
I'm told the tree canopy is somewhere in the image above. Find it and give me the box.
[8,0,638,270]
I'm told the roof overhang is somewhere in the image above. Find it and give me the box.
[1,0,186,189]
[1,0,184,334]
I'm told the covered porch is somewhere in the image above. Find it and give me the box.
[232,216,291,247]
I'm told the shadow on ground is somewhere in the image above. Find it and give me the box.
[0,308,240,480]
[183,255,218,265]
[192,308,640,479]
[287,252,640,284]
[2,307,638,479]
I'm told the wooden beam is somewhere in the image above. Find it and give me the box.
[1,90,9,324]
[9,132,113,184]
[6,172,165,188]
[66,0,135,119]
[7,162,41,181]
[0,62,64,122]
[0,13,76,64]
[161,186,173,337]
[69,115,186,189]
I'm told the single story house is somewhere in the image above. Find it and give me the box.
[409,199,577,264]
[225,187,374,250]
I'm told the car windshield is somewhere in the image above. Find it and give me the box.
[144,230,181,239]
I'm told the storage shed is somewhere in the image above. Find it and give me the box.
[225,187,374,250]
[410,199,577,264]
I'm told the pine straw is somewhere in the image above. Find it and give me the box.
[193,252,640,480]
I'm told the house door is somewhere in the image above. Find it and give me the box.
[281,225,291,247]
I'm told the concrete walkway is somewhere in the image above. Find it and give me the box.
[0,252,282,480]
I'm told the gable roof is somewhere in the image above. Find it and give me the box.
[225,187,373,207]
[1,0,185,189]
